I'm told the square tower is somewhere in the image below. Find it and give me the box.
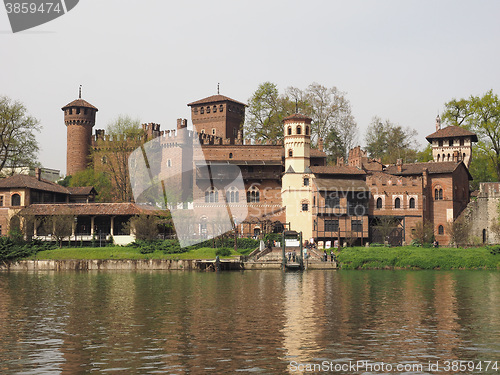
[187,95,245,140]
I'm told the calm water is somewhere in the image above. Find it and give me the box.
[0,270,499,374]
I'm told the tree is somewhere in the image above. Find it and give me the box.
[245,82,358,161]
[447,216,470,247]
[442,90,500,179]
[93,115,144,202]
[411,221,434,246]
[127,214,160,241]
[244,82,290,141]
[365,117,419,164]
[70,168,114,202]
[0,96,40,174]
[41,210,75,248]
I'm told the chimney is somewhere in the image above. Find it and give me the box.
[318,138,324,152]
[396,158,403,172]
[337,156,344,165]
[35,167,41,181]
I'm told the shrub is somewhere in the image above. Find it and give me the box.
[215,247,232,257]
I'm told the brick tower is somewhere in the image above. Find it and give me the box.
[62,89,98,176]
[187,94,245,140]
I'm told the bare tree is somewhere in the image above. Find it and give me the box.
[446,216,470,247]
[42,212,75,248]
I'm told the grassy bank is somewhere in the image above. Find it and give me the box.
[26,246,242,261]
[337,246,500,270]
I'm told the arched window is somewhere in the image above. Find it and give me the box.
[394,197,401,209]
[447,153,450,161]
[206,106,210,113]
[11,193,21,206]
[438,225,444,235]
[435,187,443,200]
[288,149,293,157]
[246,186,260,203]
[205,187,218,203]
[376,197,382,209]
[213,105,217,113]
[229,153,233,159]
[226,186,239,203]
[305,126,309,135]
[287,126,292,135]
[437,154,440,162]
[219,104,224,112]
[409,197,415,209]
[296,126,301,135]
[200,107,204,114]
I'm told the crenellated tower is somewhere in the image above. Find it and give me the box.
[62,90,98,176]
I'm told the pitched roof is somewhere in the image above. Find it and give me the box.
[384,161,472,179]
[310,165,366,175]
[426,126,478,142]
[187,95,246,107]
[283,113,312,122]
[67,186,97,196]
[19,203,147,216]
[0,174,69,194]
[61,98,98,111]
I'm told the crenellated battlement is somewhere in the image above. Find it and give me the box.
[366,173,421,187]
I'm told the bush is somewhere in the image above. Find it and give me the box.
[129,239,185,254]
[0,238,56,261]
[190,237,259,250]
[215,247,232,257]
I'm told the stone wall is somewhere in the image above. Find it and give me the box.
[463,182,500,244]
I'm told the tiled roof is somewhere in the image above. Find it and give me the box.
[187,95,246,106]
[425,126,478,142]
[283,113,312,122]
[61,98,98,110]
[384,161,472,179]
[67,186,97,195]
[19,203,148,216]
[310,165,366,175]
[0,174,69,194]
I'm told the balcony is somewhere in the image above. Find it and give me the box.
[314,204,368,217]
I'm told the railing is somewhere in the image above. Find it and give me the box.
[313,204,368,216]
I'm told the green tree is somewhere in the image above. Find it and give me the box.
[417,144,433,162]
[70,168,114,202]
[365,117,419,164]
[0,96,40,174]
[468,149,496,190]
[244,82,290,141]
[442,90,500,179]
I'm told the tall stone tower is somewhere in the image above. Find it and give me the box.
[187,94,245,140]
[282,113,314,240]
[62,91,98,176]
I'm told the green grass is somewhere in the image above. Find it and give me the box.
[26,246,242,260]
[338,246,500,270]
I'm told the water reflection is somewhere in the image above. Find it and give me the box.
[0,271,499,374]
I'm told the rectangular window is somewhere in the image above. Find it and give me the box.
[303,178,309,186]
[302,203,309,211]
[0,196,3,206]
[325,194,340,208]
[325,219,339,232]
[351,220,363,232]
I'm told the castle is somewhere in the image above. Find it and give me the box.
[0,91,478,246]
[59,92,477,246]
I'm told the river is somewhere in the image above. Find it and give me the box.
[0,270,499,374]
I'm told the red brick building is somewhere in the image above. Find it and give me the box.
[57,93,478,246]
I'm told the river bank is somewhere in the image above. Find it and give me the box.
[1,245,499,271]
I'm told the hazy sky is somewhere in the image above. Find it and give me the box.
[1,0,500,175]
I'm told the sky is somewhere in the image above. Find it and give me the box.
[1,0,500,176]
